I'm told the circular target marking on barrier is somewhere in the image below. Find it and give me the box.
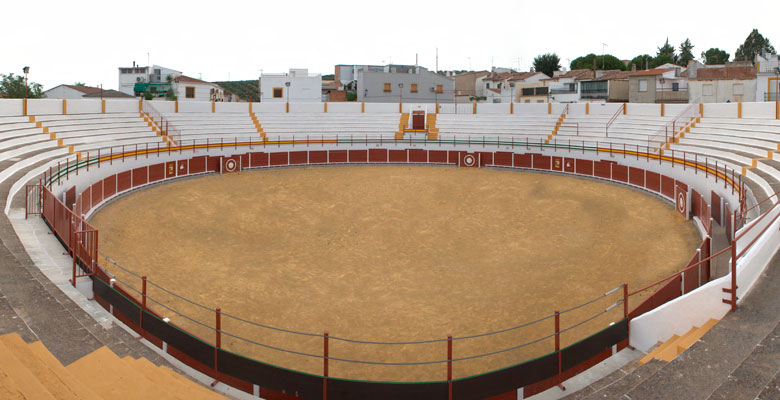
[677,191,686,214]
[463,154,476,167]
[565,161,572,169]
[225,159,238,172]
[179,163,185,171]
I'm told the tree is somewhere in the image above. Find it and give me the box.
[735,29,776,63]
[678,38,695,66]
[657,38,678,64]
[73,82,86,86]
[570,54,626,71]
[650,54,676,69]
[629,54,653,70]
[533,53,561,78]
[0,73,43,98]
[701,48,730,65]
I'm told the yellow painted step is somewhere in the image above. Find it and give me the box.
[674,319,719,353]
[0,334,100,400]
[0,339,56,399]
[638,334,680,366]
[0,366,26,400]
[67,346,159,399]
[124,357,223,399]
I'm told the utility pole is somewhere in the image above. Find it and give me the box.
[602,43,608,70]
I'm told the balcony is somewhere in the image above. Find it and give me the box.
[581,89,608,99]
[655,87,689,103]
[550,89,578,95]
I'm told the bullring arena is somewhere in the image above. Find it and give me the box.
[2,98,780,399]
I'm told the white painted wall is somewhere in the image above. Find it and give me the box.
[702,103,738,118]
[690,80,757,103]
[44,86,87,99]
[402,103,437,114]
[513,103,549,115]
[290,103,325,113]
[67,99,102,114]
[477,103,511,114]
[27,99,64,115]
[742,102,776,119]
[326,103,362,113]
[364,103,400,113]
[215,102,249,113]
[149,100,175,113]
[0,99,23,116]
[176,82,217,102]
[627,104,662,116]
[178,101,211,113]
[252,102,286,113]
[587,102,622,115]
[105,100,139,113]
[260,73,322,103]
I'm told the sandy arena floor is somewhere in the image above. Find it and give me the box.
[90,165,700,382]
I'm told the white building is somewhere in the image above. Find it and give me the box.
[756,53,780,101]
[482,71,549,103]
[44,84,134,99]
[175,76,225,102]
[118,64,182,96]
[687,61,756,103]
[259,69,322,103]
[545,69,594,103]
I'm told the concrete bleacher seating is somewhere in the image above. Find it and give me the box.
[435,114,559,140]
[668,117,780,207]
[257,112,400,139]
[0,333,224,399]
[160,112,260,141]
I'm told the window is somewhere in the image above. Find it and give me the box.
[410,84,418,93]
[185,86,195,99]
[733,83,744,95]
[672,82,679,92]
[639,80,648,92]
[703,84,714,96]
[273,87,283,98]
[524,99,531,103]
[486,83,490,89]
[536,100,545,103]
[383,83,391,92]
[436,85,443,94]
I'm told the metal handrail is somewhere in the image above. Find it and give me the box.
[605,103,625,137]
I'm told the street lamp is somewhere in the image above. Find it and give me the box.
[285,81,291,103]
[22,66,30,100]
[398,83,403,104]
[510,82,515,103]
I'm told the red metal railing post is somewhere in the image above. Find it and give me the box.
[141,276,147,309]
[730,211,737,311]
[71,230,77,287]
[447,334,453,400]
[215,308,221,374]
[323,331,329,400]
[555,310,565,390]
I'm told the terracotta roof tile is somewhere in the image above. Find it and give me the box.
[695,67,756,80]
[629,69,672,77]
[178,75,211,84]
[64,85,103,95]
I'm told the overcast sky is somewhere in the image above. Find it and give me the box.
[2,0,779,91]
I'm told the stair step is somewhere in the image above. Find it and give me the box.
[639,335,680,366]
[0,333,100,400]
[674,319,718,352]
[124,357,223,399]
[66,346,159,399]
[0,338,56,400]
